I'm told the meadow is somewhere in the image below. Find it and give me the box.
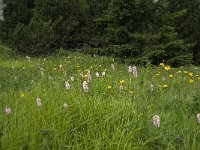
[0,45,200,149]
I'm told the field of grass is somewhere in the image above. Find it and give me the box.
[0,45,200,149]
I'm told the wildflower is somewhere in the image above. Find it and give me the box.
[197,114,200,123]
[59,64,62,70]
[49,76,53,80]
[178,70,182,73]
[21,93,25,97]
[36,97,42,107]
[120,85,124,91]
[80,72,83,78]
[87,70,92,82]
[132,66,138,77]
[164,66,171,71]
[128,66,132,73]
[107,86,112,89]
[183,71,187,74]
[188,72,193,77]
[169,74,173,78]
[71,77,74,81]
[102,72,106,76]
[120,80,125,85]
[65,81,70,90]
[64,103,68,109]
[26,56,31,62]
[150,84,154,91]
[159,63,165,67]
[163,84,168,88]
[96,72,100,77]
[83,81,88,93]
[111,64,115,70]
[5,106,11,115]
[153,115,160,127]
[198,77,200,80]
[41,71,44,76]
[189,79,194,84]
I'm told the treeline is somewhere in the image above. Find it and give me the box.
[0,0,200,66]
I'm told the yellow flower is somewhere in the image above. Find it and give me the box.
[198,77,200,80]
[120,80,125,84]
[169,74,173,78]
[20,93,25,97]
[107,86,112,89]
[164,66,171,71]
[163,84,168,88]
[160,63,165,67]
[178,70,182,73]
[188,72,193,77]
[189,79,194,84]
[83,74,88,78]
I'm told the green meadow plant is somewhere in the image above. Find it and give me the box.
[0,48,200,149]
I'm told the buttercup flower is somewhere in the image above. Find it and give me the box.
[107,86,112,89]
[163,84,168,88]
[189,72,193,77]
[189,79,194,84]
[120,80,125,85]
[160,63,165,67]
[164,66,171,71]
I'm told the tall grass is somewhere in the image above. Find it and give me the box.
[0,47,200,149]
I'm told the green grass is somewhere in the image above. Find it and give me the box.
[0,45,200,149]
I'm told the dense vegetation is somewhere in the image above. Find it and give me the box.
[0,0,200,66]
[0,45,200,149]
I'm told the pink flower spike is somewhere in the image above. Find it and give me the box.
[197,114,200,123]
[153,115,160,127]
[64,103,68,109]
[65,81,70,90]
[96,72,100,77]
[36,97,42,107]
[132,66,138,77]
[111,64,115,70]
[83,81,88,93]
[128,66,132,73]
[120,85,124,91]
[5,106,11,115]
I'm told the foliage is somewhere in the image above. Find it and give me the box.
[0,0,200,65]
